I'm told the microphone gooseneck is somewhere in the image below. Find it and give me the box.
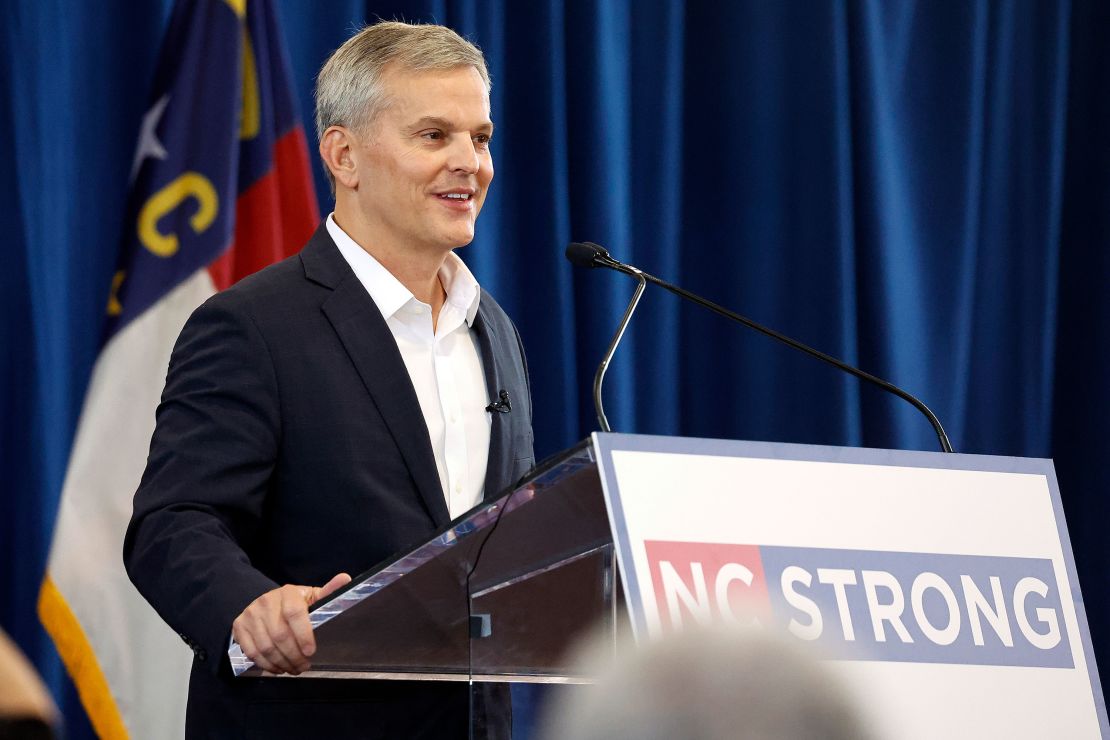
[566,242,647,433]
[565,242,955,453]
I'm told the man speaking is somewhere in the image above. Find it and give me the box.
[124,21,533,739]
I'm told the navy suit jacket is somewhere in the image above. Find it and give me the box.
[124,225,534,738]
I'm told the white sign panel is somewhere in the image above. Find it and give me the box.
[593,433,1107,739]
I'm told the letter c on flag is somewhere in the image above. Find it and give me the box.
[138,172,219,258]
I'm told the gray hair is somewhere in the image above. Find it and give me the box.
[314,21,491,190]
[539,625,876,740]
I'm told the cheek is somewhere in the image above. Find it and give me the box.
[476,167,493,208]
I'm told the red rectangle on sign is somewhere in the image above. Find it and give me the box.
[644,540,770,631]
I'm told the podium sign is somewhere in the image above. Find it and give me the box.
[593,433,1108,739]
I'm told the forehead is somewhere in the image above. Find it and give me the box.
[377,64,491,123]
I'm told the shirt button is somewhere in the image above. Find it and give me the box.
[455,482,462,494]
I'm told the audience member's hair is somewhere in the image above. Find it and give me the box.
[540,624,874,740]
[0,629,57,740]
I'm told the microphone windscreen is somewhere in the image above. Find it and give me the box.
[565,241,607,268]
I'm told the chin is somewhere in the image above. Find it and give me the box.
[442,229,476,249]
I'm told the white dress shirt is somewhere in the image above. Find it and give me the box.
[327,214,490,519]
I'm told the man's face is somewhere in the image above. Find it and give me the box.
[352,64,493,254]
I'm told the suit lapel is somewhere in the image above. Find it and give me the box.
[473,302,511,500]
[302,226,451,528]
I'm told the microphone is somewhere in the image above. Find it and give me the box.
[566,241,954,453]
[486,390,512,414]
[565,241,609,268]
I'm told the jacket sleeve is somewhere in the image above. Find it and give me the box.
[123,293,281,675]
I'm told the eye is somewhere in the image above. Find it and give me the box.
[474,133,492,148]
[420,130,444,141]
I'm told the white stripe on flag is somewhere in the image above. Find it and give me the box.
[43,268,217,740]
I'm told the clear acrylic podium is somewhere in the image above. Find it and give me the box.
[231,440,622,693]
[226,432,1109,738]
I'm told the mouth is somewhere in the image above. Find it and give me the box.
[434,189,478,211]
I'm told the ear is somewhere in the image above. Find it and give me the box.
[319,126,359,190]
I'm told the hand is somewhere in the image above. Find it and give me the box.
[232,572,351,675]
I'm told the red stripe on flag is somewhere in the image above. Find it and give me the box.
[208,125,320,291]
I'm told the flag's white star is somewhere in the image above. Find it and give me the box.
[129,94,170,182]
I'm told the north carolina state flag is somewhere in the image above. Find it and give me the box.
[39,1,318,736]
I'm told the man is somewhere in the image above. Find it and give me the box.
[124,21,533,739]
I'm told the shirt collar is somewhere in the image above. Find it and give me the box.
[439,247,482,327]
[326,213,482,326]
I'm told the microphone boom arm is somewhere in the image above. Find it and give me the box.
[572,242,954,453]
[593,268,647,432]
[642,269,954,453]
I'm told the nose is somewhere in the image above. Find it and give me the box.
[446,135,480,175]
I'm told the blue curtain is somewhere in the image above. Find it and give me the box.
[3,1,1107,736]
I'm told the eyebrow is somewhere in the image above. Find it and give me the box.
[409,116,494,135]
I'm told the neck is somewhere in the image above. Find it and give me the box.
[373,248,448,308]
[332,208,450,324]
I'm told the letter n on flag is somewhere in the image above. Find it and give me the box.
[38,1,318,737]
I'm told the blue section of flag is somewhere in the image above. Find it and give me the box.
[105,0,301,342]
[238,0,299,188]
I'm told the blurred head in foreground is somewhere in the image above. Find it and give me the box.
[0,628,57,739]
[539,624,873,740]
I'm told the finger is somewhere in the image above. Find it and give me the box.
[236,590,303,674]
[258,599,305,674]
[283,588,318,659]
[281,573,351,661]
[243,637,282,675]
[236,616,285,675]
[254,625,297,674]
[258,650,290,675]
[260,631,301,674]
[308,572,352,606]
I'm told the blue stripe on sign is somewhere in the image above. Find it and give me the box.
[760,545,1073,668]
